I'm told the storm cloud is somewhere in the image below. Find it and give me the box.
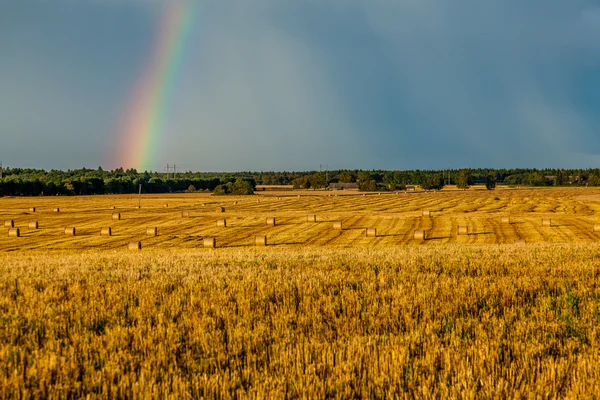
[1,0,599,171]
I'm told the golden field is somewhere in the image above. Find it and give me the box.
[2,187,600,398]
[3,187,600,250]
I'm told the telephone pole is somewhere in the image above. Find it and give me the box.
[0,162,3,179]
[165,163,170,179]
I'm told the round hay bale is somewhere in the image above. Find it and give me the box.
[53,208,60,213]
[458,225,468,235]
[64,227,76,236]
[181,211,190,218]
[542,218,551,227]
[112,213,121,221]
[307,214,316,223]
[366,227,377,237]
[201,203,206,207]
[422,210,430,217]
[128,241,142,250]
[297,195,301,198]
[110,206,116,210]
[28,221,38,230]
[255,235,267,246]
[8,228,20,237]
[29,207,36,212]
[413,230,426,240]
[333,221,343,230]
[515,239,526,245]
[100,227,112,236]
[233,201,238,205]
[216,206,225,213]
[4,220,14,228]
[594,224,600,233]
[163,204,169,208]
[203,237,216,248]
[146,227,157,236]
[256,199,260,203]
[266,217,276,226]
[216,219,227,228]
[501,216,511,224]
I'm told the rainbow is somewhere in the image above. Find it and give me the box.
[113,1,195,171]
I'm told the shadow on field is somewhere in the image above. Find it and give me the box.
[427,236,453,240]
[468,232,494,236]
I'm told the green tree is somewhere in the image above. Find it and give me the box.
[231,178,254,195]
[309,172,326,189]
[456,169,471,190]
[338,170,356,183]
[213,184,229,195]
[485,172,496,190]
[588,175,600,186]
[359,180,377,192]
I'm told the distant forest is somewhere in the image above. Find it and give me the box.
[1,167,599,196]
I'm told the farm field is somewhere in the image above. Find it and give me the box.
[2,187,600,397]
[3,187,600,251]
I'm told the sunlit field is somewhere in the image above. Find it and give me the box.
[3,187,600,251]
[2,188,600,397]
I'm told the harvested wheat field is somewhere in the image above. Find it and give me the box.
[1,187,600,397]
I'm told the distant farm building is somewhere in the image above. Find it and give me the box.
[329,183,358,191]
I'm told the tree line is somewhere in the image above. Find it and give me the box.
[1,167,599,196]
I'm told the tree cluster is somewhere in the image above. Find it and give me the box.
[2,167,600,197]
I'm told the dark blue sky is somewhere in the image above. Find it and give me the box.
[1,0,600,171]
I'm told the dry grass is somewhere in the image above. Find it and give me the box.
[1,246,600,397]
[1,187,600,250]
[2,188,600,396]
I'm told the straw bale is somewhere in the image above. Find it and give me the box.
[203,237,216,248]
[413,230,426,240]
[128,241,141,250]
[28,221,38,230]
[216,219,227,228]
[255,235,267,246]
[146,227,157,236]
[8,228,20,237]
[100,227,112,236]
[333,221,343,230]
[64,227,76,236]
[366,227,377,237]
[307,214,316,222]
[4,220,14,228]
[458,225,468,235]
[266,217,276,226]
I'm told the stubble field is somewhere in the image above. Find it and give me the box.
[1,188,600,398]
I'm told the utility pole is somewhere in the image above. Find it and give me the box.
[320,164,329,182]
[173,164,176,179]
[138,184,142,209]
[0,162,3,180]
[165,163,170,180]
